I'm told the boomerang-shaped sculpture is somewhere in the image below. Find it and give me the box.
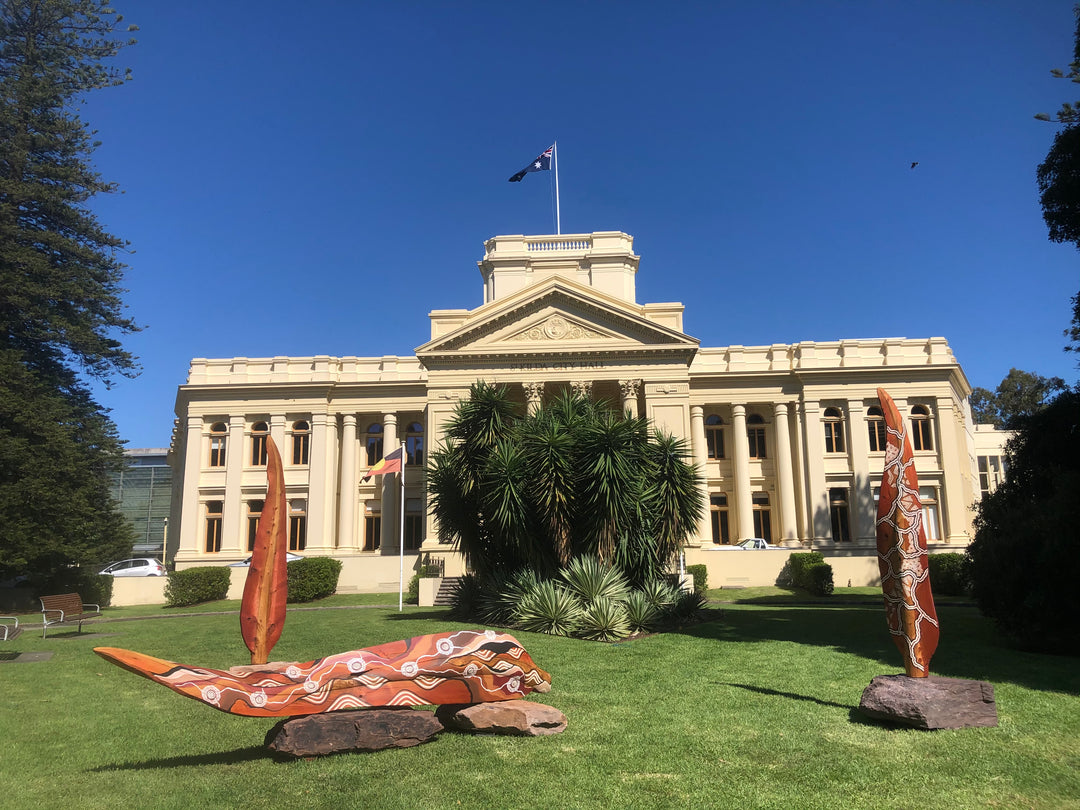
[875,388,940,677]
[94,629,551,717]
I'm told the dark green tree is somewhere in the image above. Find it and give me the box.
[427,384,703,588]
[967,388,1080,654]
[969,368,1066,428]
[1036,5,1080,360]
[0,0,139,581]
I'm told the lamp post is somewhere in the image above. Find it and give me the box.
[161,517,169,566]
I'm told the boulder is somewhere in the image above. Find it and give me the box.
[435,700,567,736]
[265,709,442,757]
[859,674,998,730]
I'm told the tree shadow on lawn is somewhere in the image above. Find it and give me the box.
[90,745,271,771]
[683,605,1080,696]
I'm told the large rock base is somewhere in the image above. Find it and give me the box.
[436,700,568,736]
[265,709,443,758]
[859,674,998,730]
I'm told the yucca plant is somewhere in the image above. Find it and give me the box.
[486,568,542,625]
[624,590,660,634]
[665,590,710,628]
[640,577,680,611]
[514,579,583,637]
[561,555,631,604]
[578,596,631,642]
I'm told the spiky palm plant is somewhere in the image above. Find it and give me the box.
[578,596,631,642]
[623,590,660,634]
[514,579,583,636]
[560,556,631,604]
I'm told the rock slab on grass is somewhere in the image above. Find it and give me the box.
[435,700,567,736]
[859,674,998,730]
[265,709,442,757]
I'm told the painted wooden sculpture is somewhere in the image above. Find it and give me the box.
[94,630,552,717]
[94,437,552,717]
[875,388,940,677]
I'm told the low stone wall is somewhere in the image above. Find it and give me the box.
[685,547,883,589]
[111,576,168,606]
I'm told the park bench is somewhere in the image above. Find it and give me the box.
[39,593,100,639]
[0,617,20,641]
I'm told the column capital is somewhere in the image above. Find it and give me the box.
[382,412,399,427]
[311,412,330,427]
[619,379,641,399]
[732,403,747,418]
[342,413,357,428]
[571,380,593,398]
[773,402,790,418]
[690,404,704,418]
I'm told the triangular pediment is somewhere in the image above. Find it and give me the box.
[416,277,698,369]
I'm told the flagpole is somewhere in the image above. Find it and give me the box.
[553,140,561,235]
[398,441,406,613]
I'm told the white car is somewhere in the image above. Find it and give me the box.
[99,558,166,577]
[711,538,777,550]
[229,553,304,567]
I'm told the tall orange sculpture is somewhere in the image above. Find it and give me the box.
[875,388,939,677]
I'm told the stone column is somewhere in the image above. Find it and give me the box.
[847,399,875,543]
[523,381,544,416]
[571,380,593,399]
[619,379,641,418]
[380,413,400,555]
[338,414,357,550]
[935,395,968,543]
[731,404,754,541]
[270,414,286,462]
[689,405,710,545]
[802,400,829,543]
[179,415,204,557]
[307,412,333,552]
[223,414,245,553]
[792,402,808,541]
[773,403,798,542]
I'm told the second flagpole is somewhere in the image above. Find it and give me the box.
[554,140,560,235]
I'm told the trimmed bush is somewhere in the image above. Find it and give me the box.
[685,564,707,595]
[928,552,970,597]
[787,552,826,591]
[806,562,834,597]
[165,566,230,607]
[286,557,343,603]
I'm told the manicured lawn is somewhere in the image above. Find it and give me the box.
[1,602,1076,809]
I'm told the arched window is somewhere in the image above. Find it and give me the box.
[705,415,725,459]
[747,414,767,459]
[910,405,933,451]
[823,407,846,454]
[250,421,269,466]
[752,491,772,542]
[867,405,887,452]
[291,420,310,466]
[209,422,228,467]
[405,422,424,466]
[205,501,223,553]
[710,493,730,544]
[365,423,384,466]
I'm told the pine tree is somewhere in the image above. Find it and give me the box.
[0,0,139,581]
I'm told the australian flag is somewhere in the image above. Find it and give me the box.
[508,145,553,182]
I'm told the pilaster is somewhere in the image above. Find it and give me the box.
[307,412,333,552]
[338,414,358,550]
[223,415,245,553]
[773,403,798,542]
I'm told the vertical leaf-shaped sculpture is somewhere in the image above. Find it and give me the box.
[875,388,939,677]
[241,437,287,665]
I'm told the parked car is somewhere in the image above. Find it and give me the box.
[99,558,166,577]
[710,538,778,550]
[229,553,304,567]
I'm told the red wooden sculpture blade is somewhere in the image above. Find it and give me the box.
[241,437,288,665]
[875,388,939,677]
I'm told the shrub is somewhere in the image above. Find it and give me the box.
[449,573,484,621]
[287,557,343,603]
[578,597,630,642]
[514,579,583,636]
[787,552,826,591]
[664,590,709,627]
[640,578,680,610]
[561,556,630,604]
[928,552,970,597]
[685,564,707,595]
[38,568,113,607]
[405,574,420,604]
[164,566,230,607]
[806,562,834,597]
[624,590,660,634]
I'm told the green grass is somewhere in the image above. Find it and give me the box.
[91,591,396,620]
[709,585,975,606]
[1,602,1076,809]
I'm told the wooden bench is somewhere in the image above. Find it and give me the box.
[0,617,20,641]
[39,593,100,639]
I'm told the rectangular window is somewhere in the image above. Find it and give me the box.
[366,437,384,466]
[706,428,725,459]
[868,419,887,452]
[748,428,767,459]
[289,499,307,551]
[919,486,940,541]
[209,435,226,467]
[710,494,730,544]
[751,492,771,542]
[978,456,1004,497]
[405,515,423,550]
[292,433,309,466]
[363,516,381,551]
[829,488,851,543]
[205,501,223,553]
[824,422,845,454]
[247,500,264,552]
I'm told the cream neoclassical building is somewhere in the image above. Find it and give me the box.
[167,232,1004,590]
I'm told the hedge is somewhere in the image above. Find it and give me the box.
[685,564,707,595]
[286,557,343,603]
[787,552,833,596]
[928,552,970,597]
[164,566,231,607]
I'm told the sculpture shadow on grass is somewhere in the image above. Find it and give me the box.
[715,682,884,727]
[682,605,1080,696]
[90,746,271,771]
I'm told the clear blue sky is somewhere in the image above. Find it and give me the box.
[84,1,1080,449]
